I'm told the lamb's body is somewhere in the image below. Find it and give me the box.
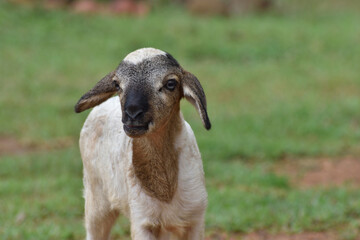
[80,96,207,239]
[75,48,211,239]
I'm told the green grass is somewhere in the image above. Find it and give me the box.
[1,1,360,239]
[1,1,360,159]
[2,149,360,239]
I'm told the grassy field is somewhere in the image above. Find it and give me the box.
[1,1,360,239]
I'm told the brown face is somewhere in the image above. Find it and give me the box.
[74,48,211,138]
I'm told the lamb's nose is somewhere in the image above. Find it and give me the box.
[124,90,149,121]
[125,105,144,120]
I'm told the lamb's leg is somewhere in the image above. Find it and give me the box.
[182,218,205,240]
[130,224,158,240]
[84,189,119,240]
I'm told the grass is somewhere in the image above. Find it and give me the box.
[1,0,360,239]
[2,149,360,239]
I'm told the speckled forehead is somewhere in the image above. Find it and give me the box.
[115,51,181,85]
[123,48,166,65]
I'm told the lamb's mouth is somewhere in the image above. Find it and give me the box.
[124,124,148,131]
[123,122,150,137]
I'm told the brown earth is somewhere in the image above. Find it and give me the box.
[0,136,74,156]
[206,156,360,240]
[206,231,338,240]
[275,157,360,188]
[0,136,31,156]
[187,0,272,16]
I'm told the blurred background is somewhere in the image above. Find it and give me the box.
[1,0,360,239]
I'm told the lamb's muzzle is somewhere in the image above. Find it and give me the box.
[75,47,211,240]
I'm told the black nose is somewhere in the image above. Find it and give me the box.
[125,105,144,120]
[124,90,149,121]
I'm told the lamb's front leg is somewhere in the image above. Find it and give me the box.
[129,203,161,240]
[84,195,119,240]
[182,217,205,240]
[83,180,119,240]
[131,223,160,240]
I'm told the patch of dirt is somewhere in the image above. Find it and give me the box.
[0,136,31,156]
[0,136,74,156]
[275,157,360,188]
[241,232,337,240]
[206,231,337,240]
[10,0,150,16]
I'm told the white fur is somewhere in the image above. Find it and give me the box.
[80,96,207,240]
[123,48,166,64]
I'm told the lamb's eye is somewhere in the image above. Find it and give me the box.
[113,80,121,91]
[165,79,177,91]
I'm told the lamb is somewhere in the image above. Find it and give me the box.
[74,47,211,240]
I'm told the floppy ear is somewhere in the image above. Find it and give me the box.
[74,71,119,113]
[182,71,211,130]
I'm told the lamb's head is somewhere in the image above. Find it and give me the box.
[75,48,211,137]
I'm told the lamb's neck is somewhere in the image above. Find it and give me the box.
[131,112,183,202]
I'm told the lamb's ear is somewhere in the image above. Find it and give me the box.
[74,71,119,113]
[182,71,211,130]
